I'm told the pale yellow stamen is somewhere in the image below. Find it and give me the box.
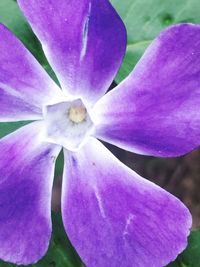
[69,105,87,123]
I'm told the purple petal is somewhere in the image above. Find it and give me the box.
[18,0,126,104]
[62,138,191,267]
[0,24,63,122]
[0,122,60,265]
[93,24,200,157]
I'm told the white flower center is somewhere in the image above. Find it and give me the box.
[43,99,94,151]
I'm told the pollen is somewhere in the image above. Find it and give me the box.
[69,105,87,123]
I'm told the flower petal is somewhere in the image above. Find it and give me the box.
[93,24,200,157]
[62,138,191,267]
[0,24,63,122]
[18,0,126,104]
[0,122,61,265]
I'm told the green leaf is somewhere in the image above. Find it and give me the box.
[115,40,150,83]
[111,0,200,83]
[167,230,200,267]
[0,122,29,138]
[0,212,82,267]
[55,150,64,177]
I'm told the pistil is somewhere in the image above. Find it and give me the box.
[69,105,87,124]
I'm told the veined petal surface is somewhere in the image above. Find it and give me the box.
[93,24,200,157]
[62,138,191,267]
[0,122,61,265]
[0,24,63,122]
[18,0,126,104]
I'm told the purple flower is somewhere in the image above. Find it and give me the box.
[1,0,199,266]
